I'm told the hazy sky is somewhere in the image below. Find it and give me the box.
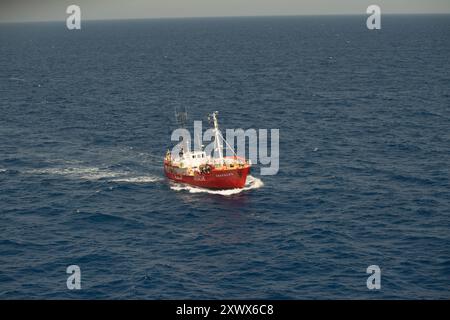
[1,0,450,22]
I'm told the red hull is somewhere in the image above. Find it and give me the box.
[164,165,250,189]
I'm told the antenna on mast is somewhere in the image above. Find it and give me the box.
[174,106,188,128]
[174,106,190,152]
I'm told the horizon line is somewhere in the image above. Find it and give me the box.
[1,12,450,24]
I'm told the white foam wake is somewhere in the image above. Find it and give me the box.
[27,166,162,183]
[170,175,264,196]
[27,167,120,180]
[110,176,162,183]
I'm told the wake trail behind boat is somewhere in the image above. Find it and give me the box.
[25,166,163,184]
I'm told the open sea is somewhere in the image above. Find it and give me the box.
[0,15,449,299]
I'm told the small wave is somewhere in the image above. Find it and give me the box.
[9,77,25,82]
[170,175,264,196]
[0,168,19,175]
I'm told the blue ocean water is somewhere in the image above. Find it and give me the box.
[0,15,449,299]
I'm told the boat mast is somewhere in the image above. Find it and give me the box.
[175,107,190,153]
[211,111,224,165]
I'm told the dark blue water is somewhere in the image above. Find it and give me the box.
[1,15,449,299]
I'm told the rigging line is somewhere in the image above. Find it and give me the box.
[218,130,238,157]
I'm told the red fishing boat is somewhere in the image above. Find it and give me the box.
[164,111,251,189]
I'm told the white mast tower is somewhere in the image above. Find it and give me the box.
[210,111,224,165]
